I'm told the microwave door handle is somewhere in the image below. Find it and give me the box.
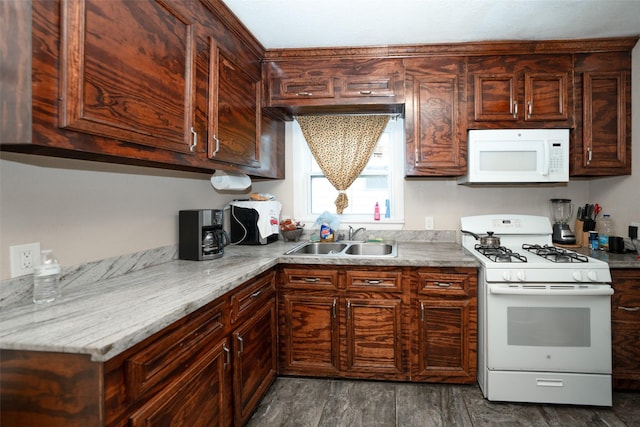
[490,287,614,296]
[542,142,550,176]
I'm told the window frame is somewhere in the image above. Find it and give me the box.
[292,117,405,230]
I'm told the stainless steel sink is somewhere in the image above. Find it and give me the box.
[344,243,395,256]
[284,241,397,257]
[285,242,347,255]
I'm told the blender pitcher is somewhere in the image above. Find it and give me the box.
[550,199,576,244]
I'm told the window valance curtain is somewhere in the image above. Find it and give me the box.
[297,114,390,214]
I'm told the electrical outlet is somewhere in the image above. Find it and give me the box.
[424,216,434,230]
[9,242,41,278]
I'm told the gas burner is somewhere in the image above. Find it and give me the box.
[475,244,527,263]
[522,244,589,263]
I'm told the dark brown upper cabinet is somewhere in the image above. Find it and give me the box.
[264,58,405,115]
[404,57,468,177]
[468,55,572,128]
[572,51,632,176]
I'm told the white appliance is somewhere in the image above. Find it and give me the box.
[461,214,613,406]
[458,129,570,184]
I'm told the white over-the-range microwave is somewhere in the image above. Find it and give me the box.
[458,128,570,184]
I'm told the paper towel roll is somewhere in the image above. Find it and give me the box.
[210,171,251,191]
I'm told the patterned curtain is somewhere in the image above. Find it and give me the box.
[297,114,390,214]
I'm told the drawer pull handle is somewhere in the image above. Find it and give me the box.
[237,336,244,354]
[250,289,262,298]
[223,344,230,368]
[366,279,383,285]
[303,277,320,283]
[296,92,312,96]
[618,306,640,312]
[436,282,452,287]
[359,90,373,95]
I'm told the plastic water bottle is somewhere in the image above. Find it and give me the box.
[33,250,61,304]
[597,214,614,250]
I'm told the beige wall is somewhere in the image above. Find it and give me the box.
[2,45,638,279]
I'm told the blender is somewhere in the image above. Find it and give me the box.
[550,199,576,244]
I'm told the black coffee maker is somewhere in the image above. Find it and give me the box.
[179,209,229,260]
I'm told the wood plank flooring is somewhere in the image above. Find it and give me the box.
[247,377,640,427]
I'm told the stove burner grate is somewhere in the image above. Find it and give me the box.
[522,244,589,263]
[475,244,528,263]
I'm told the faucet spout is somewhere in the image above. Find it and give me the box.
[348,225,367,241]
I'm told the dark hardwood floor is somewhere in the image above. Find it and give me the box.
[247,377,640,426]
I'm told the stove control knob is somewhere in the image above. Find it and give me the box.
[516,271,526,281]
[502,271,512,281]
[587,271,598,282]
[572,271,583,281]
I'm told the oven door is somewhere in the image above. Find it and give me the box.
[487,283,613,373]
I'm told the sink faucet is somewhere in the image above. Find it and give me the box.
[348,226,366,241]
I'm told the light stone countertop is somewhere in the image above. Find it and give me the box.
[0,240,479,362]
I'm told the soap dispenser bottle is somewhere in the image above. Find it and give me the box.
[374,202,380,221]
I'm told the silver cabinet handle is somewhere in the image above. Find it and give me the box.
[190,127,197,152]
[212,135,220,156]
[527,101,533,118]
[237,336,244,354]
[303,277,320,283]
[359,90,373,95]
[618,306,640,312]
[513,101,518,118]
[347,299,351,319]
[365,279,383,285]
[332,298,337,318]
[420,301,425,322]
[296,92,312,96]
[223,343,230,368]
[250,289,262,298]
[436,282,452,287]
[587,147,593,165]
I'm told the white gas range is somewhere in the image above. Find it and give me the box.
[461,214,614,407]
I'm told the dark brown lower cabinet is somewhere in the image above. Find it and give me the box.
[611,269,640,390]
[0,269,278,427]
[278,265,476,383]
[232,300,278,426]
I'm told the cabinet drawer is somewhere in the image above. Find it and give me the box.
[345,269,403,292]
[342,76,396,98]
[271,77,335,101]
[230,270,276,324]
[126,300,226,401]
[612,293,640,322]
[281,267,339,290]
[417,270,475,297]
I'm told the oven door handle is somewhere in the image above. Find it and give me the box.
[490,287,614,296]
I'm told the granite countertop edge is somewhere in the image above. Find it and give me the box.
[0,241,480,362]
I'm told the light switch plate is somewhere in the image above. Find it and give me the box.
[424,216,434,230]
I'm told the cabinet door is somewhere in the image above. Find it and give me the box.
[472,73,518,121]
[524,72,569,121]
[232,300,277,426]
[405,57,467,176]
[279,293,340,376]
[344,296,406,379]
[209,38,261,168]
[611,269,640,390]
[60,0,196,154]
[129,339,230,427]
[573,52,631,175]
[413,298,475,383]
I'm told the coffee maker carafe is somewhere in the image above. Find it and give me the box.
[550,199,576,244]
[179,209,229,260]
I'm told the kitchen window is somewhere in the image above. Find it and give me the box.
[292,117,404,229]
